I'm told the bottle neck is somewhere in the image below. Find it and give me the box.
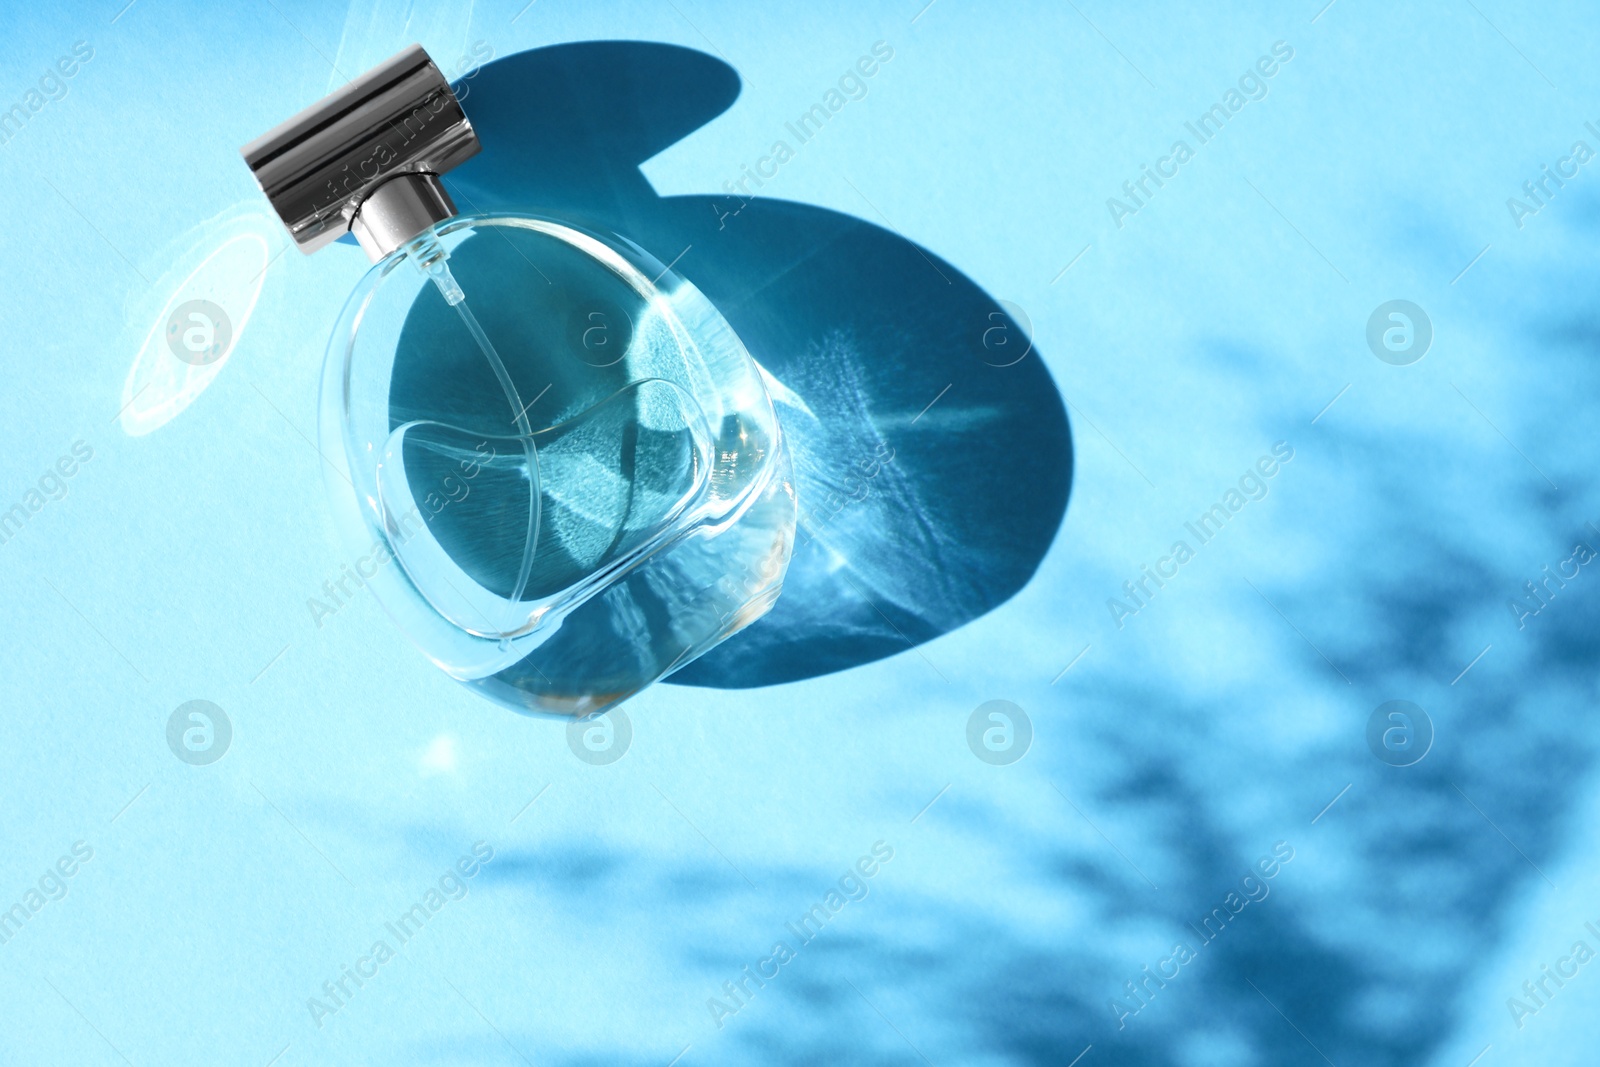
[350,173,458,262]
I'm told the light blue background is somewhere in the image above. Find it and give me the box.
[2,1,1598,1064]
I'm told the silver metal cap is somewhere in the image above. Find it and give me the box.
[240,44,480,261]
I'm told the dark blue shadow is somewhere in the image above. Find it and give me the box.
[427,41,1071,688]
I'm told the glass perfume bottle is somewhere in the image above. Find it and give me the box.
[242,45,794,717]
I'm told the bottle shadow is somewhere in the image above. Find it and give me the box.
[435,40,1072,688]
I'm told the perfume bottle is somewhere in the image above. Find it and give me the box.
[242,45,795,716]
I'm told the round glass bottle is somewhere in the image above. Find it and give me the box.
[244,46,794,716]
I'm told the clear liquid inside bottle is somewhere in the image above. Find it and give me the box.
[319,214,795,716]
